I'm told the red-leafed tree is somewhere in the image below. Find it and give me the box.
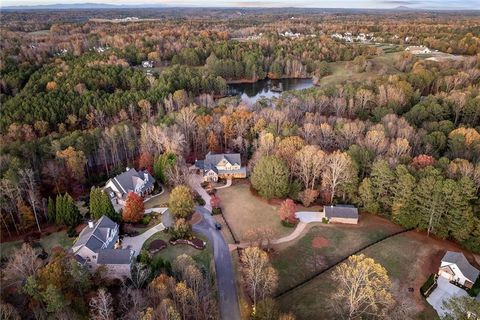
[123,192,144,223]
[411,154,435,169]
[210,195,221,208]
[138,152,154,174]
[278,199,297,224]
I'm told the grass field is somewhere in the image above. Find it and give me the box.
[271,214,403,293]
[0,231,74,260]
[144,189,170,209]
[216,182,291,242]
[142,230,212,269]
[273,222,468,319]
[317,52,402,87]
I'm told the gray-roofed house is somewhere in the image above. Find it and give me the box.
[72,216,133,278]
[104,167,155,206]
[325,205,359,224]
[194,152,247,182]
[439,251,479,289]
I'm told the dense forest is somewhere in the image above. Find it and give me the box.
[0,8,479,320]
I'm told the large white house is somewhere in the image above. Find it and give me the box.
[104,168,155,206]
[72,216,133,278]
[405,46,431,54]
[438,251,479,288]
[194,152,247,182]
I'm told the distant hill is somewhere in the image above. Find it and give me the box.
[1,2,168,10]
[392,6,415,11]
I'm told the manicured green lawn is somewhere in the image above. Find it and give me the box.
[275,228,440,320]
[144,189,170,209]
[271,215,403,293]
[142,231,212,269]
[216,182,290,242]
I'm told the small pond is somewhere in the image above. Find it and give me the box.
[228,78,314,105]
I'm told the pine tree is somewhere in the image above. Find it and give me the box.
[358,178,380,214]
[391,165,417,228]
[55,194,64,225]
[370,160,395,214]
[415,169,445,237]
[64,193,81,227]
[443,177,476,242]
[89,187,117,221]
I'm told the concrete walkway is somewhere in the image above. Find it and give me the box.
[122,222,165,257]
[215,178,232,190]
[144,207,168,215]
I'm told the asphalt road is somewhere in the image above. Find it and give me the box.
[193,205,241,320]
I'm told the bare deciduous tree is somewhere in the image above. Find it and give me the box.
[241,247,278,310]
[89,288,114,320]
[3,243,43,287]
[19,168,42,232]
[322,151,355,203]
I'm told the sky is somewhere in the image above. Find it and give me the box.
[1,0,479,9]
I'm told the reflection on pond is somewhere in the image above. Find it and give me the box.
[228,78,314,105]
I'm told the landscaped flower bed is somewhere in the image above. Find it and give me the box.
[170,237,206,250]
[148,239,167,254]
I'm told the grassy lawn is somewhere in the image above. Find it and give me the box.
[317,52,401,87]
[271,214,403,293]
[1,230,74,260]
[142,231,212,269]
[216,182,291,242]
[144,189,170,209]
[275,225,446,320]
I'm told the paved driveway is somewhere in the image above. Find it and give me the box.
[193,206,241,320]
[189,174,240,320]
[122,222,165,257]
[427,276,468,318]
[295,211,325,223]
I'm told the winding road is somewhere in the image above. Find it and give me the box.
[190,175,241,320]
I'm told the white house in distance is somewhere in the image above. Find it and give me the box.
[141,60,153,68]
[104,167,155,206]
[438,251,479,289]
[405,46,431,54]
[72,216,133,278]
[325,205,359,224]
[194,152,247,182]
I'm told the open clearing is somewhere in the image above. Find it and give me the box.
[271,214,403,293]
[216,182,291,242]
[317,52,402,87]
[274,218,478,320]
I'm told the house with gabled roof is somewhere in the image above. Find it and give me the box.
[104,167,155,206]
[325,205,358,224]
[194,152,247,182]
[72,215,133,278]
[438,251,479,289]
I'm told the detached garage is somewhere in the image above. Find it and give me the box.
[325,205,358,225]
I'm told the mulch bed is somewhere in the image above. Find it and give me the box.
[170,237,206,250]
[148,239,167,254]
[311,236,330,248]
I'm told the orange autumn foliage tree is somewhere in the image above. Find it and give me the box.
[278,199,297,225]
[138,152,154,174]
[123,192,144,223]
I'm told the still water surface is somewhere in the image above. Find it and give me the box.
[228,78,314,105]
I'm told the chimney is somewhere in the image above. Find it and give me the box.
[88,220,95,228]
[144,172,148,181]
[126,166,130,172]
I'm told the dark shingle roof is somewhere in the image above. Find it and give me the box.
[442,251,480,282]
[204,152,242,168]
[97,249,133,265]
[325,205,358,219]
[110,168,155,197]
[73,216,118,252]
